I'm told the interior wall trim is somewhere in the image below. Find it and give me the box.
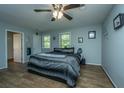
[5,29,25,68]
[0,66,7,70]
[86,63,101,66]
[101,65,117,88]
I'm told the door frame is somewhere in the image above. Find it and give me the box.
[5,29,25,68]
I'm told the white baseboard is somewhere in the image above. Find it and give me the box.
[101,65,117,88]
[0,66,7,70]
[23,59,29,63]
[23,61,28,63]
[86,63,101,66]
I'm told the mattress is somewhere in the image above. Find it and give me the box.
[27,52,81,87]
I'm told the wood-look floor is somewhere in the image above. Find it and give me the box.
[0,61,113,88]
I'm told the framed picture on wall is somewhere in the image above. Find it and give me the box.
[88,31,96,39]
[113,13,124,30]
[78,37,83,43]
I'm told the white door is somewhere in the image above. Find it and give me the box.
[33,34,41,54]
[13,34,22,62]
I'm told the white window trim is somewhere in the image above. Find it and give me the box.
[59,32,71,48]
[42,35,51,49]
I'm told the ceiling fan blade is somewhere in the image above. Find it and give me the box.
[64,4,85,10]
[51,17,56,21]
[34,9,51,12]
[63,13,73,20]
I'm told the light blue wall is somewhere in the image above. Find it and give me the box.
[0,22,37,69]
[7,32,13,59]
[102,5,124,87]
[41,24,102,65]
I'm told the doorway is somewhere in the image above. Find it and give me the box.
[6,30,24,68]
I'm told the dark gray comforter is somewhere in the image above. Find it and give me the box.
[27,52,80,87]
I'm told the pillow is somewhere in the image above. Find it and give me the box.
[54,47,74,54]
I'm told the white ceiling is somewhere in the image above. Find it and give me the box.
[0,4,113,31]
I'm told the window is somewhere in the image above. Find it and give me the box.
[42,35,50,48]
[59,32,71,48]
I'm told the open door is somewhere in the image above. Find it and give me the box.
[13,33,22,62]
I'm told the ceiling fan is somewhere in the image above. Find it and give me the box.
[34,4,85,21]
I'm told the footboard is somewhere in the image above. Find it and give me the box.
[27,62,77,87]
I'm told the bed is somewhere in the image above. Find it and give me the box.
[27,48,81,87]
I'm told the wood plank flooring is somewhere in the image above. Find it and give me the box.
[0,61,113,88]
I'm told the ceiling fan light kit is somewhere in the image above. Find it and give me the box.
[34,4,85,21]
[53,10,63,19]
[52,4,64,20]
